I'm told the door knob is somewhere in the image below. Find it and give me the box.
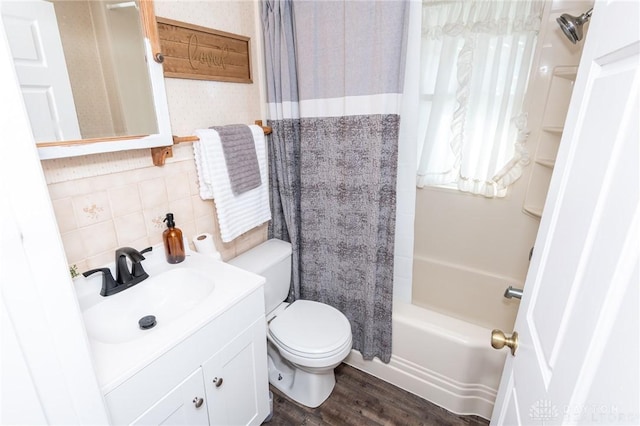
[491,329,518,356]
[193,397,204,408]
[213,377,223,387]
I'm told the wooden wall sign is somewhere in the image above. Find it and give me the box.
[156,17,252,83]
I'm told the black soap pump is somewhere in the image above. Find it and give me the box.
[162,213,185,264]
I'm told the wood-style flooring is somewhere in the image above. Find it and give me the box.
[266,364,490,426]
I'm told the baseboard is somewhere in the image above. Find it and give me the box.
[344,350,495,420]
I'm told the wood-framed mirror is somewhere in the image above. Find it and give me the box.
[0,0,172,159]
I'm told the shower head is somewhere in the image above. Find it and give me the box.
[556,8,593,44]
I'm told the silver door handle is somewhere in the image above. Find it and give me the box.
[504,286,523,300]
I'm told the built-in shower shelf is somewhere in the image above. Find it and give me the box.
[535,158,556,169]
[542,126,564,134]
[521,9,586,224]
[553,66,578,81]
[523,205,543,219]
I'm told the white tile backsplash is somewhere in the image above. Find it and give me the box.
[49,160,267,270]
[114,213,147,245]
[168,197,194,224]
[166,172,191,201]
[108,185,142,218]
[61,230,87,264]
[191,195,215,218]
[72,191,112,227]
[139,178,169,210]
[51,198,77,233]
[78,221,118,257]
[86,250,118,270]
[143,204,172,239]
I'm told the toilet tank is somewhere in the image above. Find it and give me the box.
[228,239,292,314]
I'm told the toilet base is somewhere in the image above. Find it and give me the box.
[267,342,336,408]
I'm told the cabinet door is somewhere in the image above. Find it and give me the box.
[203,320,269,426]
[131,368,209,426]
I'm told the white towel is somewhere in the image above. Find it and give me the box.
[193,125,271,242]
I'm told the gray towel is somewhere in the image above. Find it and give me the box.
[211,124,262,195]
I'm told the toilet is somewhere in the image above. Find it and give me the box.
[229,239,352,408]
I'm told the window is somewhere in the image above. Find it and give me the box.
[416,0,543,197]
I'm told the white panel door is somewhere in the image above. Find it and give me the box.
[491,1,639,425]
[1,15,109,424]
[1,0,80,142]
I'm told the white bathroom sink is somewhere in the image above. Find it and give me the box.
[82,268,215,344]
[74,246,266,392]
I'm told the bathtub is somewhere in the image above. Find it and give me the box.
[345,302,505,419]
[345,258,522,419]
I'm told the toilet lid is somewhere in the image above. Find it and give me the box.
[269,300,352,358]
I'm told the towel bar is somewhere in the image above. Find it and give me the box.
[151,120,272,166]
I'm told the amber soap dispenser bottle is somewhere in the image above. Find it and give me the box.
[162,213,185,264]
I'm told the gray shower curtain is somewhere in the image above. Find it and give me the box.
[262,0,407,363]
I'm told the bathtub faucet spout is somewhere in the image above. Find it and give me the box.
[504,286,523,300]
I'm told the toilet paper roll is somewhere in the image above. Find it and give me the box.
[192,233,222,260]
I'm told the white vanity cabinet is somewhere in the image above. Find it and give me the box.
[203,320,269,425]
[131,368,209,425]
[104,288,270,426]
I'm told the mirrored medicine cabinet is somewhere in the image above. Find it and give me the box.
[0,0,172,159]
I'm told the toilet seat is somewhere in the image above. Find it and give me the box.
[268,300,352,360]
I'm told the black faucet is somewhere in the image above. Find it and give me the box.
[83,247,152,296]
[83,267,119,297]
[115,246,151,286]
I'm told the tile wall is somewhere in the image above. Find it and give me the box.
[48,159,267,272]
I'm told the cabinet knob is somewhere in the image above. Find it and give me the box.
[213,377,223,388]
[192,397,204,408]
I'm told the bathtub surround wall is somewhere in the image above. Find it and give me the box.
[262,0,408,363]
[42,1,269,268]
[412,0,591,325]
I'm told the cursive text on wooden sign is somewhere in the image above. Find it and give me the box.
[157,17,252,83]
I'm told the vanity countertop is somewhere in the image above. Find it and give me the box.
[74,246,265,393]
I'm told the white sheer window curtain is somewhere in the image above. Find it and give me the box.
[417,0,543,197]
